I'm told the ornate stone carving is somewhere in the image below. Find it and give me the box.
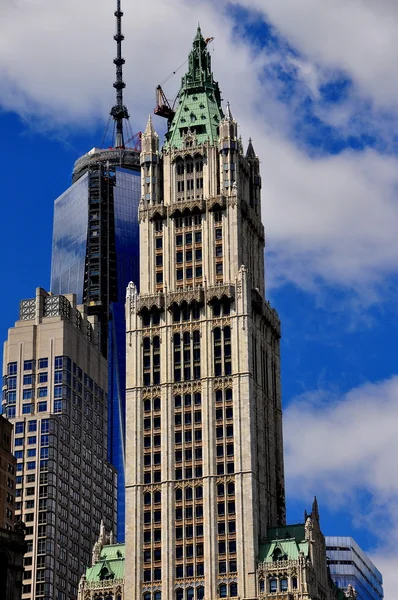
[167,287,204,308]
[137,293,165,313]
[206,284,234,303]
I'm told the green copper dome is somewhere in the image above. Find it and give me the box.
[165,26,224,150]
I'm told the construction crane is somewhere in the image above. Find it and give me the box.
[125,130,142,151]
[154,85,176,125]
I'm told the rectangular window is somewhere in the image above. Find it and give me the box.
[54,356,63,370]
[23,375,33,385]
[38,358,48,369]
[28,421,37,432]
[23,389,33,400]
[38,388,47,398]
[38,402,47,413]
[38,373,48,384]
[22,404,32,415]
[15,422,24,434]
[8,362,17,375]
[8,377,17,390]
[24,360,34,371]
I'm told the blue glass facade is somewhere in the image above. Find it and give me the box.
[326,537,383,600]
[51,166,140,541]
[51,173,89,301]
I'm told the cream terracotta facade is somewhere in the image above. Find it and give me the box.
[2,288,116,600]
[125,29,285,600]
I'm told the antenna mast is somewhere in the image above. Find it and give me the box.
[111,0,129,148]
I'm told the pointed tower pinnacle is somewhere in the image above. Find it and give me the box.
[110,0,130,148]
[144,114,156,137]
[225,102,233,121]
[246,137,256,159]
[165,27,224,149]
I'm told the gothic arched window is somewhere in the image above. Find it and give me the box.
[269,578,277,593]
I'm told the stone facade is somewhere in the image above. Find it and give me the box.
[2,288,116,600]
[257,500,354,600]
[78,522,124,600]
[125,27,285,600]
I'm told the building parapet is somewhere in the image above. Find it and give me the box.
[251,289,281,338]
[18,288,99,348]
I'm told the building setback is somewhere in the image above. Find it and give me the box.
[125,27,285,600]
[326,537,383,600]
[2,288,116,600]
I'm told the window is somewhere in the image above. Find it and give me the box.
[15,422,24,434]
[8,362,17,375]
[270,579,277,593]
[22,404,32,415]
[38,358,48,369]
[23,375,33,385]
[38,373,48,384]
[24,360,34,371]
[219,584,227,597]
[230,583,238,597]
[38,402,47,412]
[280,579,288,592]
[8,377,17,390]
[38,388,47,398]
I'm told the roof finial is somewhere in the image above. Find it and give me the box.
[246,137,256,159]
[110,0,129,148]
[144,114,155,136]
[225,102,233,121]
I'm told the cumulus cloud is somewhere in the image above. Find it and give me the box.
[1,0,398,295]
[284,376,398,597]
[234,0,398,108]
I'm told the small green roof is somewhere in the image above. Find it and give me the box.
[259,524,309,562]
[85,544,125,582]
[165,26,224,150]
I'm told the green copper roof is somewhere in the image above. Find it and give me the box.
[259,524,309,562]
[165,26,224,150]
[85,544,125,582]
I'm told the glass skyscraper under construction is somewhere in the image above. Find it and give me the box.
[50,0,141,541]
[51,150,141,541]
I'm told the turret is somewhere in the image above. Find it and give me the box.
[140,115,161,206]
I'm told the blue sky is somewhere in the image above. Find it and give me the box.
[1,0,398,595]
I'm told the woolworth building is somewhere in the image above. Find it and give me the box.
[125,26,285,600]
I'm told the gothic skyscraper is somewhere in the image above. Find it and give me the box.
[125,27,285,599]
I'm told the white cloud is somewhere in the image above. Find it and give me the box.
[284,376,398,597]
[1,1,398,295]
[234,0,398,108]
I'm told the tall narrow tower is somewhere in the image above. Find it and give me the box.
[125,28,285,600]
[50,0,140,540]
